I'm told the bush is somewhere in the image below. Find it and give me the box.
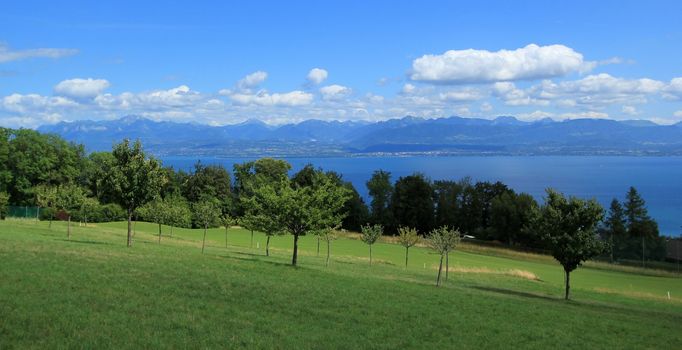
[70,203,127,223]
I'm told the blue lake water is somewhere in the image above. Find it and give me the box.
[160,156,682,237]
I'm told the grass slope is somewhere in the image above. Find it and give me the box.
[1,219,681,349]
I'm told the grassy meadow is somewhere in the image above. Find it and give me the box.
[1,218,681,349]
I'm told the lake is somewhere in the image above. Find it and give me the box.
[160,156,682,237]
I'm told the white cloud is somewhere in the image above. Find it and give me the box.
[230,90,313,106]
[674,110,682,118]
[664,77,682,100]
[517,110,555,121]
[402,83,416,94]
[410,44,589,84]
[237,71,268,90]
[493,82,548,106]
[320,84,352,100]
[0,43,78,63]
[560,111,609,120]
[54,78,111,99]
[438,89,484,102]
[306,68,328,85]
[480,102,493,112]
[621,105,638,116]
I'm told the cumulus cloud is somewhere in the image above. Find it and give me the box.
[237,71,268,90]
[54,78,111,99]
[493,82,548,106]
[621,105,638,116]
[664,77,682,100]
[0,43,78,63]
[306,68,328,85]
[480,102,493,112]
[438,89,485,102]
[320,84,352,100]
[410,44,589,84]
[230,90,313,106]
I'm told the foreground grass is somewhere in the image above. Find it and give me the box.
[1,219,681,349]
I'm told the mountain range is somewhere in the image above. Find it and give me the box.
[37,115,682,156]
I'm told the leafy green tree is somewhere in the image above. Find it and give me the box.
[361,224,383,265]
[428,226,460,285]
[0,128,12,193]
[83,151,116,203]
[600,199,627,263]
[79,197,100,226]
[0,191,9,220]
[220,213,236,248]
[251,172,350,266]
[397,227,420,268]
[390,173,434,234]
[193,199,221,254]
[433,180,463,229]
[531,189,604,300]
[55,184,85,240]
[366,170,393,228]
[318,227,338,267]
[139,197,167,244]
[165,195,191,237]
[241,179,286,256]
[490,191,538,245]
[182,162,233,217]
[105,139,165,247]
[624,187,659,267]
[35,185,58,228]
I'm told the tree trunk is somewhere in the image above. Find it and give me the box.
[445,251,449,282]
[292,233,299,266]
[369,245,372,266]
[326,240,331,267]
[225,227,228,248]
[67,215,71,240]
[202,223,208,254]
[405,247,409,268]
[266,235,271,256]
[436,254,444,286]
[250,230,254,248]
[317,236,320,257]
[564,269,571,300]
[158,223,162,244]
[127,210,133,247]
[170,226,174,238]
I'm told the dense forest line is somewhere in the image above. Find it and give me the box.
[0,127,668,264]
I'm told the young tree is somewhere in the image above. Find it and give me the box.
[139,197,167,244]
[35,185,57,228]
[220,213,236,248]
[397,226,420,268]
[193,199,220,254]
[532,189,604,300]
[251,172,350,266]
[165,195,191,237]
[318,227,338,267]
[427,226,460,285]
[79,196,100,227]
[0,191,8,220]
[361,224,383,265]
[105,139,165,247]
[55,184,85,240]
[238,215,258,248]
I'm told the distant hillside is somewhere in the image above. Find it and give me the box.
[37,115,682,156]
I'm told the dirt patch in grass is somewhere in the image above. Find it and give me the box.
[429,265,540,281]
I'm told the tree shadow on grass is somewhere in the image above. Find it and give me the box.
[470,285,559,302]
[57,239,110,245]
[217,253,297,269]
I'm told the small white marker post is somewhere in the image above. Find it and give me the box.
[257,242,260,249]
[668,291,671,300]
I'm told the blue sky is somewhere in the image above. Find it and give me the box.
[1,0,682,127]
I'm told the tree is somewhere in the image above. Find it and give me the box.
[490,192,538,245]
[427,226,460,285]
[35,185,57,228]
[165,195,191,237]
[220,213,236,248]
[318,227,338,267]
[251,172,350,266]
[182,162,233,219]
[531,189,604,300]
[624,187,659,267]
[79,197,100,227]
[55,184,85,240]
[138,197,167,244]
[105,139,165,247]
[366,170,393,228]
[600,199,626,263]
[0,191,8,220]
[396,226,420,268]
[433,180,463,229]
[193,199,220,254]
[361,224,383,265]
[391,173,434,234]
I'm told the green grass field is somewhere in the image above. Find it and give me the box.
[1,219,681,349]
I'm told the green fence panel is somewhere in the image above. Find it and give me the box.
[7,206,40,219]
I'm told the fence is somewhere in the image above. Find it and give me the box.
[6,206,41,219]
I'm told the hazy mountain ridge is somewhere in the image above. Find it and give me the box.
[37,115,682,156]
